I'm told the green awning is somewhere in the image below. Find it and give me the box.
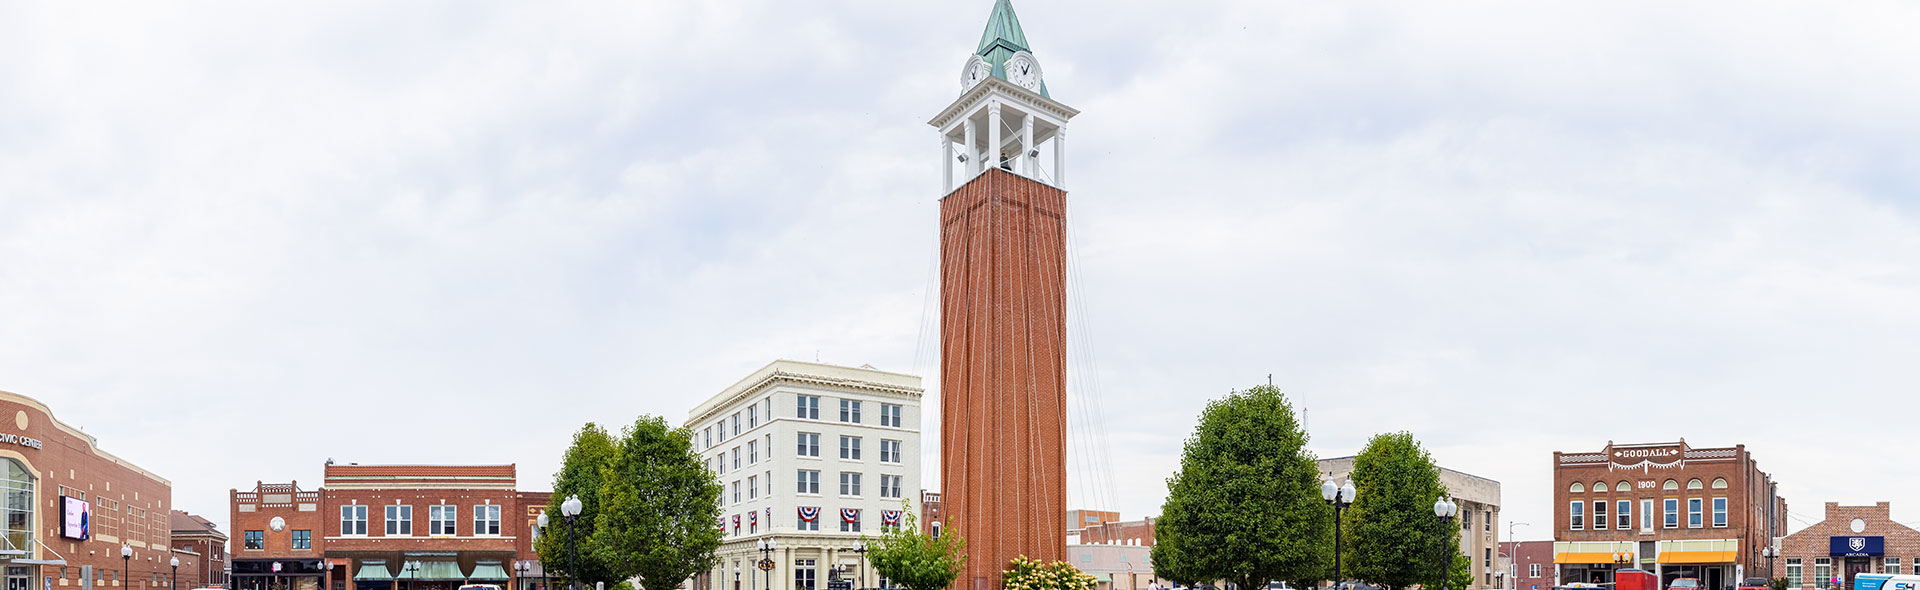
[468,562,509,582]
[354,562,393,581]
[395,561,467,581]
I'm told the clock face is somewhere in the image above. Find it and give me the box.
[1005,52,1042,91]
[961,56,992,90]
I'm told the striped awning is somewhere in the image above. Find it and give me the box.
[469,562,510,581]
[354,562,393,581]
[395,561,467,581]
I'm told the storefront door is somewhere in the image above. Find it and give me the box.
[1845,558,1871,589]
[6,566,32,590]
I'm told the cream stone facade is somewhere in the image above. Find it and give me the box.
[686,361,924,590]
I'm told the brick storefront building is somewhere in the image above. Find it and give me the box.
[1552,441,1787,590]
[1777,502,1920,590]
[171,511,229,588]
[1503,541,1554,590]
[230,464,549,590]
[0,390,178,590]
[1078,518,1154,547]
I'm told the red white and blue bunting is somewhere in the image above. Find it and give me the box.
[882,510,902,526]
[717,517,726,531]
[841,508,860,524]
[798,507,820,522]
[732,514,741,532]
[749,511,758,527]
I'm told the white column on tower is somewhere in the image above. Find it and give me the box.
[963,118,978,177]
[1054,126,1067,189]
[987,101,1003,172]
[943,133,954,193]
[1020,112,1034,177]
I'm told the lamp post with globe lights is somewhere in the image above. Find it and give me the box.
[1323,478,1357,587]
[171,556,180,590]
[1763,546,1778,582]
[537,511,551,590]
[561,496,583,590]
[1433,497,1460,590]
[121,544,132,590]
[757,539,777,590]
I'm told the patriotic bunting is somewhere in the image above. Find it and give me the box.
[749,511,758,526]
[841,508,860,524]
[733,514,741,532]
[799,506,820,522]
[717,517,726,531]
[882,510,902,526]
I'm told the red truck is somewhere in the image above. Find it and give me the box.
[1615,570,1660,590]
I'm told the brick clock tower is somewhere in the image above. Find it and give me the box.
[927,1,1079,589]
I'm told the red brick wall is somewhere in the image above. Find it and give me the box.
[1081,518,1155,547]
[0,394,175,590]
[1552,441,1784,576]
[1777,503,1920,589]
[229,484,326,559]
[939,168,1070,590]
[1506,541,1555,590]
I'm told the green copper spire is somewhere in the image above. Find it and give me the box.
[975,0,1030,55]
[973,0,1049,97]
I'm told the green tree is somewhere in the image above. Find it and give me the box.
[1151,385,1333,590]
[538,423,622,589]
[868,506,967,590]
[1002,556,1098,590]
[1443,553,1472,590]
[595,415,724,590]
[1342,431,1457,590]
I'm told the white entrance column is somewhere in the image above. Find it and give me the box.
[1054,126,1067,189]
[1020,112,1034,177]
[962,119,977,177]
[943,134,954,193]
[987,101,1002,172]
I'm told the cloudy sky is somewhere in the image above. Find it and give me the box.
[4,0,1918,543]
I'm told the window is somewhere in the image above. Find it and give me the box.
[715,420,725,441]
[704,427,712,449]
[841,509,861,532]
[840,436,862,460]
[1570,482,1585,493]
[292,530,311,549]
[840,472,863,496]
[1687,498,1703,528]
[1593,481,1606,493]
[1712,478,1728,489]
[1463,510,1472,530]
[474,504,501,535]
[1485,510,1491,531]
[840,399,862,423]
[733,447,741,470]
[1688,478,1704,490]
[1663,479,1679,491]
[717,453,727,474]
[880,474,903,499]
[1569,501,1584,530]
[1664,498,1679,528]
[880,404,903,428]
[797,396,820,420]
[749,476,759,500]
[798,432,821,457]
[798,510,820,531]
[732,481,741,504]
[1593,501,1608,530]
[880,440,902,463]
[386,505,413,535]
[1887,558,1901,576]
[1617,481,1632,492]
[1786,559,1801,586]
[749,406,759,429]
[341,505,368,536]
[1617,500,1631,530]
[798,470,820,494]
[1642,499,1654,532]
[244,530,263,550]
[1712,497,1727,527]
[1530,564,1540,578]
[429,505,457,535]
[766,471,773,496]
[749,441,759,465]
[732,413,741,437]
[1815,558,1831,588]
[795,559,817,590]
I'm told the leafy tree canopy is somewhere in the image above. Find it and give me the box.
[594,415,724,590]
[1151,385,1332,590]
[868,506,967,590]
[1342,431,1458,590]
[538,423,623,588]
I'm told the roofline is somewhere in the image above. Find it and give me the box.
[0,389,171,486]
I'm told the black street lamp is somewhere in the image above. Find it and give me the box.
[537,511,551,590]
[1612,551,1633,584]
[172,556,181,590]
[758,539,778,590]
[1433,496,1461,590]
[562,495,584,590]
[405,561,420,590]
[854,543,870,590]
[1763,547,1778,582]
[122,545,133,590]
[1322,478,1357,589]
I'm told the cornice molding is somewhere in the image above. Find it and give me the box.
[929,77,1078,131]
[689,368,924,426]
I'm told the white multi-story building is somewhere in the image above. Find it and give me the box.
[686,361,924,590]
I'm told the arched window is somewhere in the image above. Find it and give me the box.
[1616,481,1632,492]
[1688,478,1705,490]
[1594,481,1608,493]
[1571,482,1586,493]
[1712,478,1729,489]
[0,458,33,556]
[1663,479,1679,491]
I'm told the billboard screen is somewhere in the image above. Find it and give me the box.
[60,496,89,540]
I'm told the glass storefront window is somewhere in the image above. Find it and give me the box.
[1,459,33,556]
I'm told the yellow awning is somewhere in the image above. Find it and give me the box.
[1555,552,1622,564]
[1659,551,1737,564]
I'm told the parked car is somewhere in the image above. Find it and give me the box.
[458,585,502,590]
[1266,583,1293,590]
[1668,578,1702,590]
[1738,579,1770,590]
